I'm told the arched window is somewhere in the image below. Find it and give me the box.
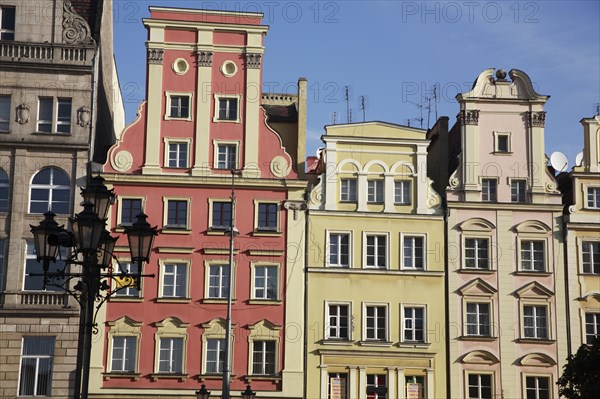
[29,168,71,214]
[0,168,8,212]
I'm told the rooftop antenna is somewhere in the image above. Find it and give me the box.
[595,102,599,116]
[332,111,337,125]
[360,96,366,122]
[432,85,438,120]
[425,95,432,129]
[349,108,353,123]
[344,86,350,123]
[408,100,426,129]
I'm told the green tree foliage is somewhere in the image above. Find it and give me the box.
[557,336,600,398]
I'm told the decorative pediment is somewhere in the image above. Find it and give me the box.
[461,350,499,365]
[456,68,549,102]
[513,220,551,234]
[248,319,282,340]
[579,293,600,306]
[154,316,189,330]
[390,161,416,176]
[338,159,361,173]
[457,278,497,297]
[519,353,556,367]
[106,316,143,329]
[459,218,496,232]
[514,282,554,298]
[201,318,236,337]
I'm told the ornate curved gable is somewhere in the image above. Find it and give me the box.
[461,350,500,365]
[459,218,496,232]
[514,220,551,234]
[457,68,549,102]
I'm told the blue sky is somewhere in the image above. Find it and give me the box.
[113,0,600,165]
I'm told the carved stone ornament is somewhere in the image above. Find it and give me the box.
[270,155,291,178]
[147,49,164,65]
[16,103,30,124]
[62,0,94,44]
[284,200,307,220]
[196,51,213,67]
[77,106,91,127]
[245,53,262,69]
[459,109,480,126]
[528,111,546,127]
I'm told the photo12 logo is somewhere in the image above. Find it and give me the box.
[401,1,540,24]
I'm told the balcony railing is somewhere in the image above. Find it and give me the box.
[0,41,94,67]
[20,291,68,307]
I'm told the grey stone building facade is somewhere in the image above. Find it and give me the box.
[0,1,122,397]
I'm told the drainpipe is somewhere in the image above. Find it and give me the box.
[443,198,451,399]
[562,216,572,357]
[303,187,310,399]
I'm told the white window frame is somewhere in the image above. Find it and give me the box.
[213,140,240,170]
[511,178,527,203]
[163,138,191,168]
[204,337,226,374]
[117,196,145,227]
[340,178,357,202]
[204,261,236,302]
[521,304,549,340]
[110,336,138,373]
[586,186,600,209]
[481,178,497,202]
[519,240,546,272]
[367,179,384,203]
[158,260,190,300]
[208,198,233,230]
[466,372,494,399]
[163,197,191,230]
[37,97,72,134]
[581,239,600,274]
[401,304,426,343]
[401,234,426,270]
[206,263,229,299]
[213,94,241,123]
[523,375,552,399]
[465,301,492,337]
[363,232,388,269]
[463,237,491,270]
[157,337,184,373]
[394,180,412,205]
[326,230,352,268]
[254,200,280,232]
[585,312,600,345]
[0,94,10,131]
[493,131,511,153]
[164,92,193,121]
[325,301,352,340]
[17,336,55,397]
[29,167,71,215]
[250,340,277,376]
[251,262,279,301]
[363,302,389,342]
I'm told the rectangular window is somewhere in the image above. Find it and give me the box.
[403,307,425,342]
[466,303,491,337]
[0,170,7,212]
[588,187,600,208]
[468,374,492,399]
[394,180,411,204]
[161,263,187,298]
[582,241,600,274]
[0,6,15,40]
[169,95,190,119]
[56,98,71,133]
[254,266,277,300]
[37,97,53,133]
[37,97,71,134]
[24,241,65,291]
[328,373,348,399]
[328,233,350,267]
[327,304,350,340]
[365,305,387,341]
[512,180,527,202]
[340,179,357,202]
[366,374,387,399]
[111,336,137,372]
[482,179,497,202]
[207,264,229,299]
[403,236,424,269]
[217,144,237,170]
[523,305,548,339]
[167,142,188,168]
[18,336,55,396]
[257,203,278,231]
[205,338,225,374]
[525,376,550,399]
[521,240,545,272]
[0,94,10,131]
[114,262,140,297]
[252,340,276,375]
[218,98,238,121]
[120,198,142,226]
[465,238,489,269]
[585,313,600,344]
[497,134,509,153]
[211,201,232,229]
[166,200,188,228]
[367,180,384,203]
[158,337,183,373]
[405,376,425,399]
[365,234,387,269]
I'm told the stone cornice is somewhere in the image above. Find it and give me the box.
[101,173,308,189]
[448,201,563,212]
[143,19,269,34]
[458,109,480,126]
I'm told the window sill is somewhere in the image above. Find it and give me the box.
[161,228,191,235]
[150,373,188,382]
[516,338,555,344]
[394,203,412,206]
[248,299,281,305]
[359,340,393,347]
[202,298,237,304]
[164,116,192,122]
[325,264,351,269]
[513,271,552,277]
[206,229,227,236]
[366,202,384,205]
[32,131,72,136]
[321,339,353,346]
[114,227,126,233]
[213,118,241,124]
[579,272,600,276]
[245,375,281,383]
[110,296,143,302]
[339,200,358,204]
[156,298,191,303]
[492,151,513,155]
[199,373,236,382]
[102,372,141,381]
[397,341,430,348]
[458,335,497,342]
[252,231,282,237]
[459,268,495,274]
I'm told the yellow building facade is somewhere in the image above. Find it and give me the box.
[306,122,446,398]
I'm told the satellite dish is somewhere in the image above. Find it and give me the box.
[550,151,569,172]
[575,152,584,167]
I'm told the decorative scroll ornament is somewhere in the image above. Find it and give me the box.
[448,155,462,190]
[16,104,30,124]
[62,0,94,44]
[77,106,91,127]
[147,48,164,65]
[196,51,213,67]
[426,177,442,210]
[245,53,262,69]
[528,111,546,127]
[309,179,324,209]
[111,150,134,173]
[270,155,291,178]
[458,109,480,125]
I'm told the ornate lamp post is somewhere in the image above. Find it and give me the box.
[29,176,158,399]
[195,384,211,399]
[241,385,256,399]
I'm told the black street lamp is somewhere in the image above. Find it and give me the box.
[29,176,158,399]
[195,384,211,399]
[241,385,256,399]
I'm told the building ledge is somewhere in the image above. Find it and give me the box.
[320,339,354,346]
[244,375,281,383]
[248,299,281,305]
[202,298,237,304]
[161,228,192,235]
[513,271,552,277]
[102,372,141,381]
[359,340,393,347]
[516,338,556,345]
[150,373,188,382]
[458,335,497,342]
[198,373,236,382]
[397,341,431,349]
[252,231,282,237]
[458,268,495,274]
[155,298,191,303]
[109,296,143,303]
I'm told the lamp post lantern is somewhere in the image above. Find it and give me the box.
[241,385,256,399]
[195,384,211,399]
[29,176,157,399]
